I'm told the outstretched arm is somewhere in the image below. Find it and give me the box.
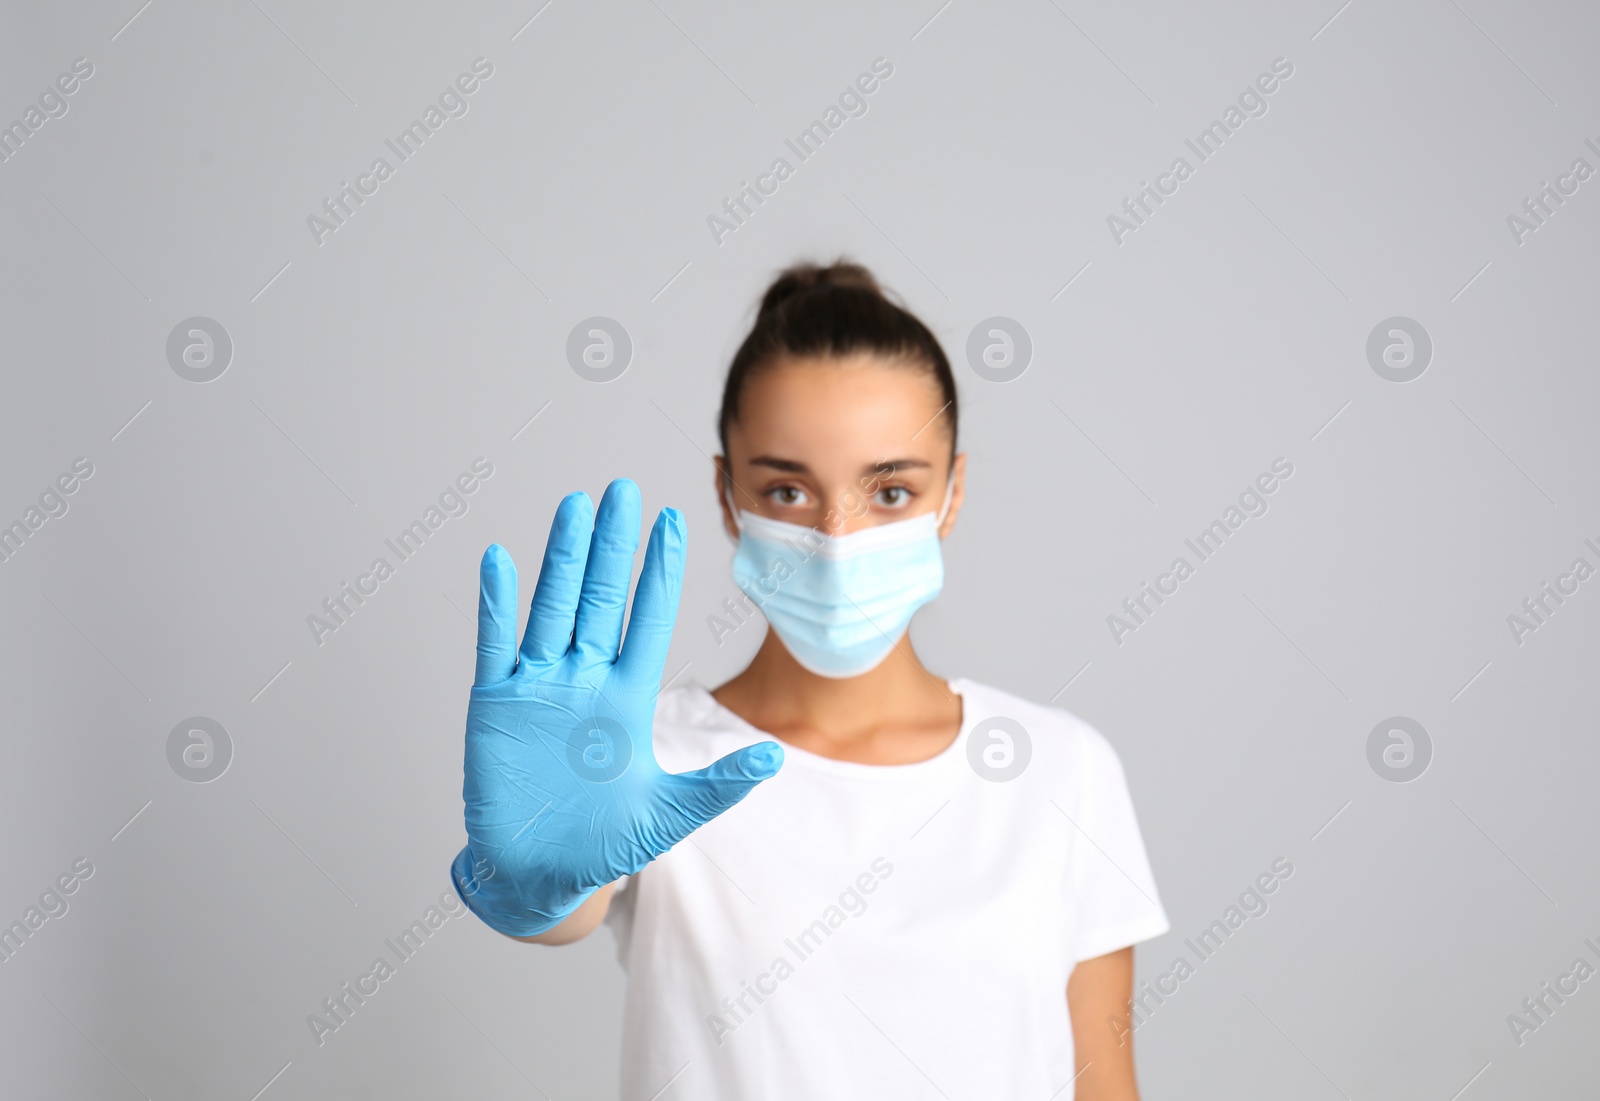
[451,479,784,941]
[512,882,617,945]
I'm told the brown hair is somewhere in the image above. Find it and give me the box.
[717,257,958,460]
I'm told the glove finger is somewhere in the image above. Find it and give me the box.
[652,741,783,845]
[520,492,595,666]
[572,478,641,665]
[614,508,685,688]
[474,544,518,686]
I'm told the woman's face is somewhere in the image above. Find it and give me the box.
[717,354,966,539]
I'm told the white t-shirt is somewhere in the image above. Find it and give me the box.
[605,678,1169,1100]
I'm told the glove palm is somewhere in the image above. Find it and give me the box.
[452,479,781,937]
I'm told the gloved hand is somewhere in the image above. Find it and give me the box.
[451,478,783,937]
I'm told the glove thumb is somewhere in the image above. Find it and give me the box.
[655,741,784,841]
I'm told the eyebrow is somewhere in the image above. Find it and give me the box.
[747,456,932,475]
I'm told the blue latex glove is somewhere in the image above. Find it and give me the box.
[451,478,783,937]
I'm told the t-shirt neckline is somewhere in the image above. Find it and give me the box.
[681,677,973,780]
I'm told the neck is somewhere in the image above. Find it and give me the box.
[715,628,955,739]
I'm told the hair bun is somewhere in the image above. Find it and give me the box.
[757,259,883,319]
[720,254,958,458]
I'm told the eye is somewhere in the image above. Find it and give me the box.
[874,485,913,509]
[766,484,811,507]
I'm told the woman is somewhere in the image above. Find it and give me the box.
[452,261,1169,1099]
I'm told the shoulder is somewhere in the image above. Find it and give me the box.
[950,677,1128,784]
[650,682,757,772]
[653,681,720,729]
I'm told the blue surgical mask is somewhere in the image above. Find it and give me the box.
[727,481,953,678]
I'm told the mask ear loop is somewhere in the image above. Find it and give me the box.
[934,473,956,527]
[721,472,743,540]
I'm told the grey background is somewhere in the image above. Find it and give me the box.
[2,0,1597,1097]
